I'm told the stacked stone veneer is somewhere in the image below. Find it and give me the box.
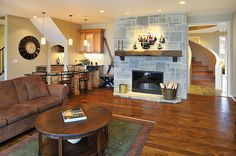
[114,13,188,99]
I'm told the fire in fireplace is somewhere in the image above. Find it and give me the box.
[132,70,163,94]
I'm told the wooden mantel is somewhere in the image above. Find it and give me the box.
[115,50,182,62]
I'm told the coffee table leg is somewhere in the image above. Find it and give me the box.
[38,132,42,156]
[97,129,102,156]
[58,137,63,156]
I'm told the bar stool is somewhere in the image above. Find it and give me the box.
[59,71,73,95]
[79,72,89,93]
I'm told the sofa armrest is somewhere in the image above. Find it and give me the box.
[47,84,69,105]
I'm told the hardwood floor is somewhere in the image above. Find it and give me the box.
[1,88,236,155]
[71,88,236,156]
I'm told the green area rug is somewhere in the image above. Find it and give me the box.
[3,115,154,156]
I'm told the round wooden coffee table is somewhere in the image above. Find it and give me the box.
[35,104,112,156]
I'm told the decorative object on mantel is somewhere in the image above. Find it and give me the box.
[159,36,165,43]
[138,32,157,49]
[79,57,90,71]
[157,43,163,50]
[115,50,182,62]
[119,84,128,94]
[160,82,178,100]
[121,40,124,50]
[117,40,124,50]
[137,32,166,49]
[133,42,137,49]
[118,40,120,50]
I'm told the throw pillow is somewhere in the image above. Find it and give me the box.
[25,82,49,100]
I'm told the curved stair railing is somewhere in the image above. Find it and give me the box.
[0,47,5,76]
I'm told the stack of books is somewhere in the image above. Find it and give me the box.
[62,108,87,123]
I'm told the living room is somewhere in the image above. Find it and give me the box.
[0,0,236,155]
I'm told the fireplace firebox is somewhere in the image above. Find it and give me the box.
[132,70,163,94]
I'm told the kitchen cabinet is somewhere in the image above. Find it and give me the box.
[78,29,105,53]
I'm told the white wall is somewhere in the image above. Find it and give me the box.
[188,14,232,24]
[233,12,236,96]
[6,15,48,79]
[189,31,227,55]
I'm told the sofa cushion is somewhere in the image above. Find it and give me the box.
[25,82,49,100]
[0,114,7,128]
[21,96,62,113]
[0,80,19,108]
[12,76,44,102]
[0,104,38,125]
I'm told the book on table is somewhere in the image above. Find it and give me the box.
[62,108,87,123]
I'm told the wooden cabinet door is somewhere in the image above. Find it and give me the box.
[85,33,94,52]
[78,29,104,53]
[93,32,100,53]
[78,33,85,52]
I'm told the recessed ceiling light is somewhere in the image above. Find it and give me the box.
[33,16,38,19]
[100,10,105,13]
[179,1,186,5]
[126,12,130,15]
[158,9,162,13]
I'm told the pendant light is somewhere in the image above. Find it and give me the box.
[83,18,88,46]
[68,14,73,45]
[41,12,46,45]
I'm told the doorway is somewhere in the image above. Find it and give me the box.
[188,22,230,97]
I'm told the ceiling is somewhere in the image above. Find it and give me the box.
[0,0,236,24]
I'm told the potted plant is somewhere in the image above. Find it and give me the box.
[79,57,90,71]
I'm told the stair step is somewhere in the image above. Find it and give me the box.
[192,66,209,72]
[192,64,208,67]
[192,71,213,74]
[192,61,202,65]
[191,80,215,87]
[192,72,214,76]
[192,75,215,81]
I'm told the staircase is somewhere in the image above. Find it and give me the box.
[191,57,215,88]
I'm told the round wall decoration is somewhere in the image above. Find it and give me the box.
[18,36,40,60]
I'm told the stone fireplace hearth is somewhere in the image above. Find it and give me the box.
[113,13,188,103]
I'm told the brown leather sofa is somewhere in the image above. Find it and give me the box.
[0,76,69,143]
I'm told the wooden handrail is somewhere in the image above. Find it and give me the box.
[103,37,114,74]
[0,47,4,51]
[0,47,5,76]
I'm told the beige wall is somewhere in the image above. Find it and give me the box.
[6,15,48,79]
[0,25,4,48]
[233,12,236,95]
[81,22,115,73]
[50,46,64,64]
[189,31,227,55]
[52,18,83,65]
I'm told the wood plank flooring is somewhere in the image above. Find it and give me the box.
[1,88,236,156]
[70,88,236,156]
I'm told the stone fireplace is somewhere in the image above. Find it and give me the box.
[132,70,163,94]
[113,13,188,102]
